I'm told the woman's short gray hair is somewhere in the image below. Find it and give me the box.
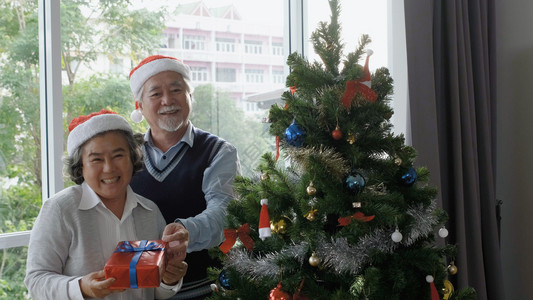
[64,130,144,184]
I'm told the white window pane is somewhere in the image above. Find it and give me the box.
[0,1,41,296]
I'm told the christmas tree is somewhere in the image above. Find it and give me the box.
[208,1,477,299]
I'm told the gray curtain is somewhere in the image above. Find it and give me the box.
[403,1,504,299]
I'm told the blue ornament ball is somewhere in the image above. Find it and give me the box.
[399,167,417,187]
[285,121,306,147]
[345,172,366,194]
[218,269,233,290]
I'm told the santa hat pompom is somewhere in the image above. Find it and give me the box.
[130,109,143,123]
[67,109,132,156]
[130,102,143,123]
[258,199,271,240]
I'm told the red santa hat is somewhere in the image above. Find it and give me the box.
[67,109,132,156]
[128,55,191,123]
[258,199,271,240]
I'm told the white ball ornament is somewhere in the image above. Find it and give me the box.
[130,109,143,123]
[425,275,434,283]
[438,227,449,238]
[391,228,403,243]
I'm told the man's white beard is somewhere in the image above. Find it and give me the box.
[158,116,185,132]
[157,105,185,132]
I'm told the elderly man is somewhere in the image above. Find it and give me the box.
[128,55,241,299]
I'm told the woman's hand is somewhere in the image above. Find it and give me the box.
[79,270,125,298]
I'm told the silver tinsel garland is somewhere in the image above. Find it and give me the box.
[223,200,440,278]
[225,242,309,280]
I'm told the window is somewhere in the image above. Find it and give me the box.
[216,68,237,82]
[272,42,284,56]
[272,70,285,84]
[183,35,205,50]
[0,0,41,243]
[1,2,405,298]
[168,33,177,49]
[191,67,209,82]
[216,38,236,53]
[244,40,263,54]
[245,69,265,83]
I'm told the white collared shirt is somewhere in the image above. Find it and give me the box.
[80,182,147,258]
[68,183,179,300]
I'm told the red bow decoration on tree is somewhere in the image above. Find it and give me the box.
[337,211,375,227]
[219,223,255,254]
[340,50,378,108]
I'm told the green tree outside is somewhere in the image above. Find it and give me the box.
[190,84,274,178]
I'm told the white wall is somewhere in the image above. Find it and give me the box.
[496,0,533,299]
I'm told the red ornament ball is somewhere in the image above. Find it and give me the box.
[269,283,291,300]
[332,126,343,140]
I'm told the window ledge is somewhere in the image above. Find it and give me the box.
[0,231,31,249]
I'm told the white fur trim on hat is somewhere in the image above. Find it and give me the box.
[129,56,191,100]
[67,114,132,156]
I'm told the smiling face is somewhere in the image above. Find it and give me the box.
[138,70,192,136]
[81,131,133,204]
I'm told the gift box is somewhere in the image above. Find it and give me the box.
[104,240,167,289]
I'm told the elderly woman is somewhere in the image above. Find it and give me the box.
[25,109,188,299]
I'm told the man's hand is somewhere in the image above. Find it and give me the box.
[79,270,124,298]
[162,260,188,285]
[162,222,189,261]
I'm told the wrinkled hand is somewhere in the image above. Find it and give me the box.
[79,270,124,298]
[162,260,188,285]
[162,222,189,261]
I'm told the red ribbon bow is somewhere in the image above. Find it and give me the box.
[341,80,378,108]
[219,223,255,254]
[337,211,375,227]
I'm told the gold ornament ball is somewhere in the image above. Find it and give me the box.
[447,262,458,275]
[278,224,286,234]
[306,183,317,196]
[261,173,269,181]
[270,220,287,234]
[309,252,320,267]
[347,132,356,144]
[394,157,402,166]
